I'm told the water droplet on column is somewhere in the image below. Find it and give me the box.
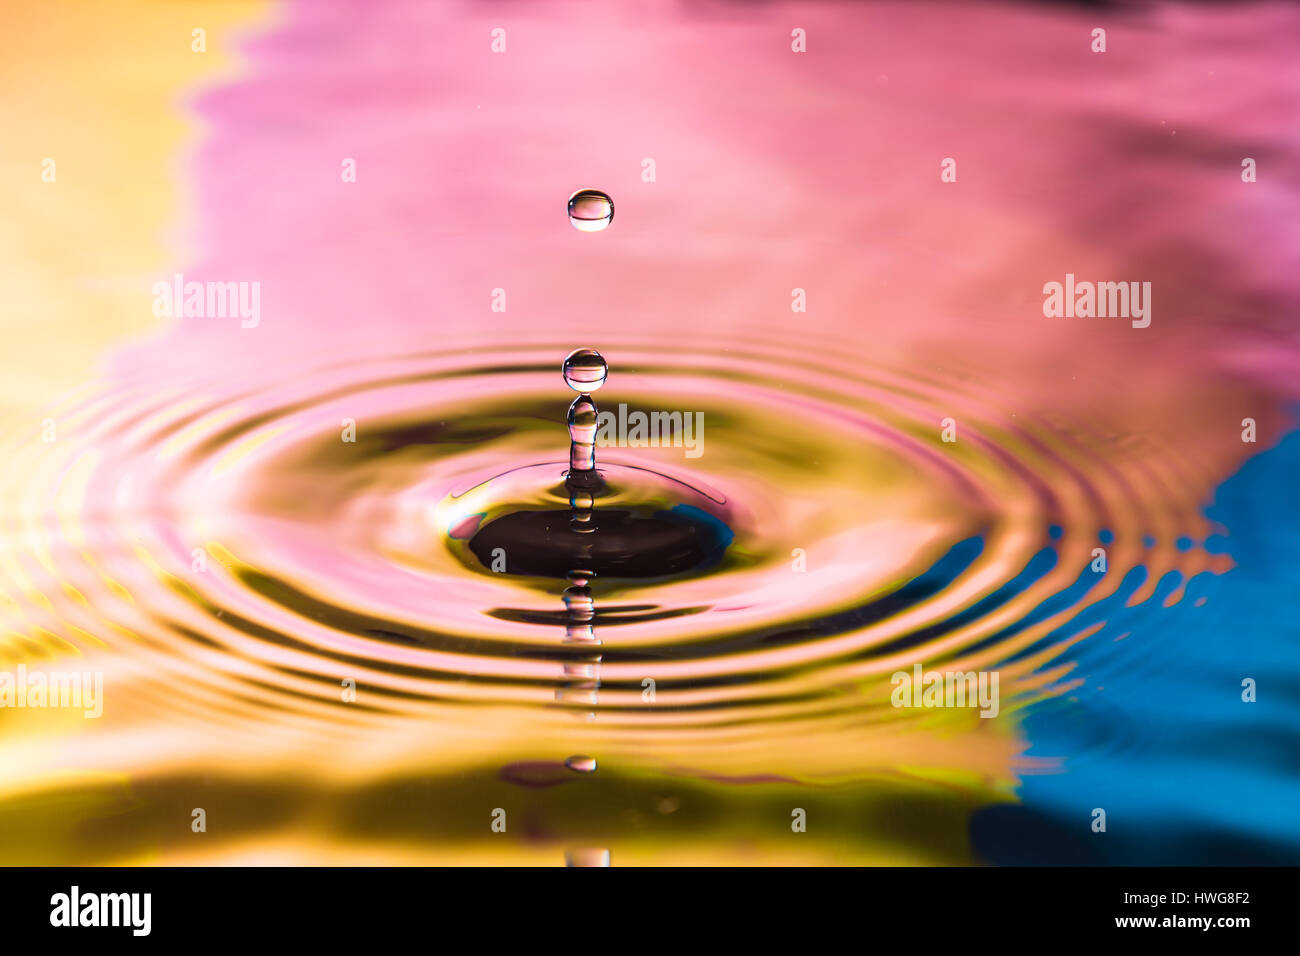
[565,754,597,773]
[568,395,599,472]
[562,348,608,393]
[567,189,614,232]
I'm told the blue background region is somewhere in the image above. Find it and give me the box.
[972,426,1300,865]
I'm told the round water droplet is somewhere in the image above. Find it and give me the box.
[567,189,613,232]
[562,348,608,393]
[565,754,597,773]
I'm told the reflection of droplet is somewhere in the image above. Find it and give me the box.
[555,687,599,705]
[562,348,608,393]
[567,189,613,232]
[565,847,611,867]
[562,585,594,621]
[567,569,595,587]
[564,624,599,645]
[565,754,597,773]
[568,482,596,532]
[563,656,600,679]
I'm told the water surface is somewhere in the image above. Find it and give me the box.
[1,0,1298,865]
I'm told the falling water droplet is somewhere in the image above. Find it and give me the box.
[565,754,597,773]
[562,348,608,393]
[567,189,614,232]
[565,847,611,867]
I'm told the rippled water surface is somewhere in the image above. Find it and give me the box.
[2,0,1299,864]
